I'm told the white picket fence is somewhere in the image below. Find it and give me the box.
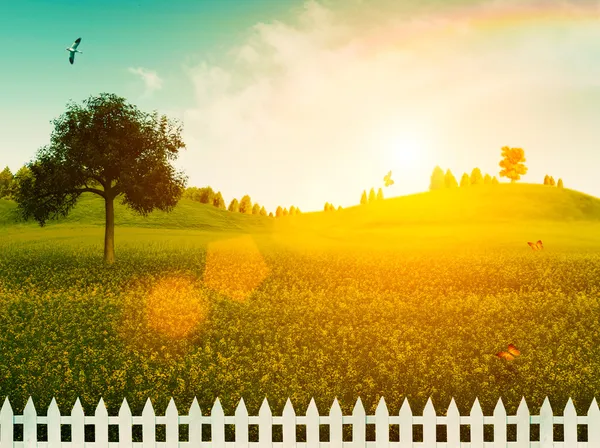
[1,394,599,447]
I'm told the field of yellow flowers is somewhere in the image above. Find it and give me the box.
[0,224,599,442]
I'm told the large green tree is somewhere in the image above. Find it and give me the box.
[14,93,187,264]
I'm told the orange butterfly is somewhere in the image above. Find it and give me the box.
[383,171,394,187]
[496,344,521,360]
[527,240,544,250]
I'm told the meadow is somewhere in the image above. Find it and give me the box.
[1,183,600,442]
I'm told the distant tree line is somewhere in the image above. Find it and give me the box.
[359,187,384,206]
[429,166,499,191]
[544,175,564,188]
[0,165,31,200]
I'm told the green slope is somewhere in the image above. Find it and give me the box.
[0,193,274,233]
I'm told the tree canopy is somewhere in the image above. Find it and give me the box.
[499,146,527,183]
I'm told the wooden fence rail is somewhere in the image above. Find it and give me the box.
[1,395,599,447]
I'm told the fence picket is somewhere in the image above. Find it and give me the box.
[306,398,319,447]
[188,398,202,448]
[423,398,436,448]
[516,397,529,448]
[282,398,296,448]
[71,398,85,448]
[352,397,366,448]
[470,398,484,448]
[493,398,507,448]
[47,399,61,448]
[211,398,225,447]
[142,398,156,448]
[95,398,109,448]
[398,398,412,448]
[235,398,248,448]
[375,397,389,448]
[23,397,36,448]
[540,397,553,448]
[258,398,272,448]
[118,399,133,448]
[564,398,577,447]
[329,398,343,448]
[1,397,13,448]
[589,398,600,447]
[446,398,460,448]
[166,398,179,448]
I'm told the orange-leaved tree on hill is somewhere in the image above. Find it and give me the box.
[499,146,527,183]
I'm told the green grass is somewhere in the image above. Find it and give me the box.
[0,193,274,233]
[0,183,600,443]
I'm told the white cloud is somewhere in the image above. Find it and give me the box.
[179,0,600,212]
[127,67,164,96]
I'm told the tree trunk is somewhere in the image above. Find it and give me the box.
[104,197,115,264]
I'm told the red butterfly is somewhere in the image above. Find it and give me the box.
[496,344,521,361]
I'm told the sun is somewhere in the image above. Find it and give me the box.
[388,134,425,168]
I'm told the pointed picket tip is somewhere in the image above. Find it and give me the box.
[375,396,388,415]
[47,398,60,416]
[166,397,178,414]
[517,397,529,415]
[118,398,132,417]
[235,397,247,416]
[330,397,342,416]
[306,398,319,416]
[564,397,576,415]
[493,397,506,415]
[24,396,36,413]
[71,397,84,413]
[588,397,599,415]
[212,397,224,416]
[399,397,412,416]
[259,397,271,416]
[470,397,483,416]
[447,398,458,415]
[422,397,434,413]
[142,397,155,416]
[282,398,295,416]
[189,397,201,417]
[352,397,365,416]
[1,396,13,416]
[540,396,552,414]
[95,397,108,416]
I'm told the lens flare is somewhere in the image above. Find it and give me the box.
[203,235,270,302]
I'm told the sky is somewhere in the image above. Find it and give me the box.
[1,0,600,213]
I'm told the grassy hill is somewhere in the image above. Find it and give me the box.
[281,183,600,228]
[0,193,274,233]
[2,183,600,253]
[2,183,599,233]
[271,184,600,252]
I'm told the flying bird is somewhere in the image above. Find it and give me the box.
[66,37,83,64]
[496,344,521,361]
[383,171,394,187]
[527,240,544,250]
